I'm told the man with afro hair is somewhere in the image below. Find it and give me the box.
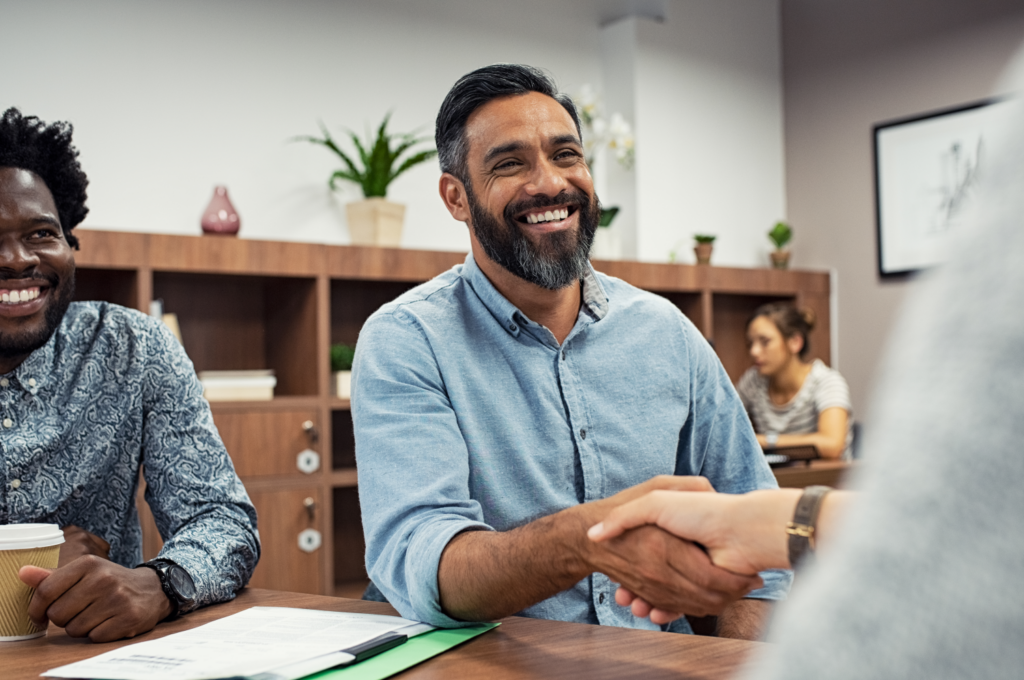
[0,108,259,642]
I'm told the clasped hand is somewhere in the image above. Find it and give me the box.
[589,487,791,625]
[578,477,762,624]
[17,525,173,642]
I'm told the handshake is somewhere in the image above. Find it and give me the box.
[582,476,808,626]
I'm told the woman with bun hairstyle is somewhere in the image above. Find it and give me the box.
[736,303,851,459]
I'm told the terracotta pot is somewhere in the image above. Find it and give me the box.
[694,242,714,265]
[770,249,791,270]
[346,198,406,247]
[200,186,240,236]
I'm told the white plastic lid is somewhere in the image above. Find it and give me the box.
[0,524,65,550]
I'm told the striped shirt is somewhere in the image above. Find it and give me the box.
[736,359,851,455]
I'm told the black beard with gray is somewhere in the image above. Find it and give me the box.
[0,269,75,360]
[467,183,600,290]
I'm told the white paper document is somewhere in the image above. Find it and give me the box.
[44,606,433,680]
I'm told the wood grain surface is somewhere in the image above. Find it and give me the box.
[4,589,762,680]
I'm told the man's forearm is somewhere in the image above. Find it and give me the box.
[716,598,773,640]
[438,506,593,621]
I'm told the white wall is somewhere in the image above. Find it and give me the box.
[2,0,788,267]
[2,0,606,250]
[633,1,787,265]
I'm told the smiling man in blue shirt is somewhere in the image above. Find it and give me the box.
[0,108,258,642]
[353,65,790,639]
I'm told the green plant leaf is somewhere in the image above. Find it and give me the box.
[330,343,357,372]
[296,113,438,198]
[768,221,792,249]
[693,234,717,244]
[329,169,363,191]
[390,149,439,183]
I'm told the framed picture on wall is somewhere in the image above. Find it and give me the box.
[873,97,1016,277]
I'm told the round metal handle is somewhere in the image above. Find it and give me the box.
[302,420,320,444]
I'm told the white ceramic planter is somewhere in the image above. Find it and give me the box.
[333,370,352,399]
[346,198,406,247]
[591,227,622,260]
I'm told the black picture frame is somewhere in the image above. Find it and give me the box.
[873,98,1011,278]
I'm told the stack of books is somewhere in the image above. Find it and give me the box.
[199,370,277,402]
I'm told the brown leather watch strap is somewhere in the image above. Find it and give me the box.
[786,485,832,568]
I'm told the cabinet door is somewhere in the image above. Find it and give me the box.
[246,486,324,594]
[213,410,321,478]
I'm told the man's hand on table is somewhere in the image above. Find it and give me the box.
[572,476,762,622]
[58,525,111,567]
[18,556,174,642]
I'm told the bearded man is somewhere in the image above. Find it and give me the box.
[353,64,789,639]
[0,108,258,642]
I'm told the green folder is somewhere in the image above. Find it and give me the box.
[304,623,499,680]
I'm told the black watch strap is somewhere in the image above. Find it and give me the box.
[137,558,197,620]
[786,485,832,568]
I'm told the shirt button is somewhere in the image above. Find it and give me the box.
[10,479,21,489]
[28,378,36,387]
[561,351,566,361]
[598,593,605,604]
[509,323,518,332]
[0,378,8,387]
[580,428,587,440]
[2,418,12,428]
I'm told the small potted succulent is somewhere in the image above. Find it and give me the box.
[330,343,356,399]
[693,234,716,265]
[295,114,437,247]
[768,221,793,269]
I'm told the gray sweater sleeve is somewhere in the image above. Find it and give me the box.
[741,98,1024,678]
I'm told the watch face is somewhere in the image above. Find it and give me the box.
[168,565,197,601]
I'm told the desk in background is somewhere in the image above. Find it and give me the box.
[7,588,761,680]
[773,460,854,488]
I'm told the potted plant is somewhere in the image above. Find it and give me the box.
[330,343,356,399]
[768,221,793,269]
[693,234,716,265]
[576,85,635,259]
[295,114,437,247]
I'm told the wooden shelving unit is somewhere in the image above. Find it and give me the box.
[74,229,830,596]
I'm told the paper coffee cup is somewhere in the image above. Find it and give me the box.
[0,524,64,641]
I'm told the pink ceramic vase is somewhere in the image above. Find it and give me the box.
[201,186,241,236]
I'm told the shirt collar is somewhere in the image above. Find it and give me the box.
[461,253,610,338]
[6,327,56,396]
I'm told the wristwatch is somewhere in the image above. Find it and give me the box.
[137,558,197,620]
[765,432,779,448]
[785,485,832,567]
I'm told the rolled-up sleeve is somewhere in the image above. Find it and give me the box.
[139,322,260,609]
[675,318,793,601]
[353,310,492,627]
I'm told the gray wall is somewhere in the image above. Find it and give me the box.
[781,0,1024,416]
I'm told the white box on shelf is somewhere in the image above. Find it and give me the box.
[199,370,276,402]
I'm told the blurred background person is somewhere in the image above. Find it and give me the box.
[738,303,851,459]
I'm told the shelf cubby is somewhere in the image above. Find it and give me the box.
[153,272,318,396]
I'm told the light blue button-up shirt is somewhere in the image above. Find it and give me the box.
[353,254,790,632]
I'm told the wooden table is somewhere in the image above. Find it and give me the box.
[5,589,761,680]
[773,460,854,489]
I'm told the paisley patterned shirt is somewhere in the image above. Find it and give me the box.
[0,301,260,609]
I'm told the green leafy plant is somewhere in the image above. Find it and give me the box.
[598,206,619,228]
[693,234,717,244]
[295,114,437,198]
[330,343,356,373]
[768,221,793,250]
